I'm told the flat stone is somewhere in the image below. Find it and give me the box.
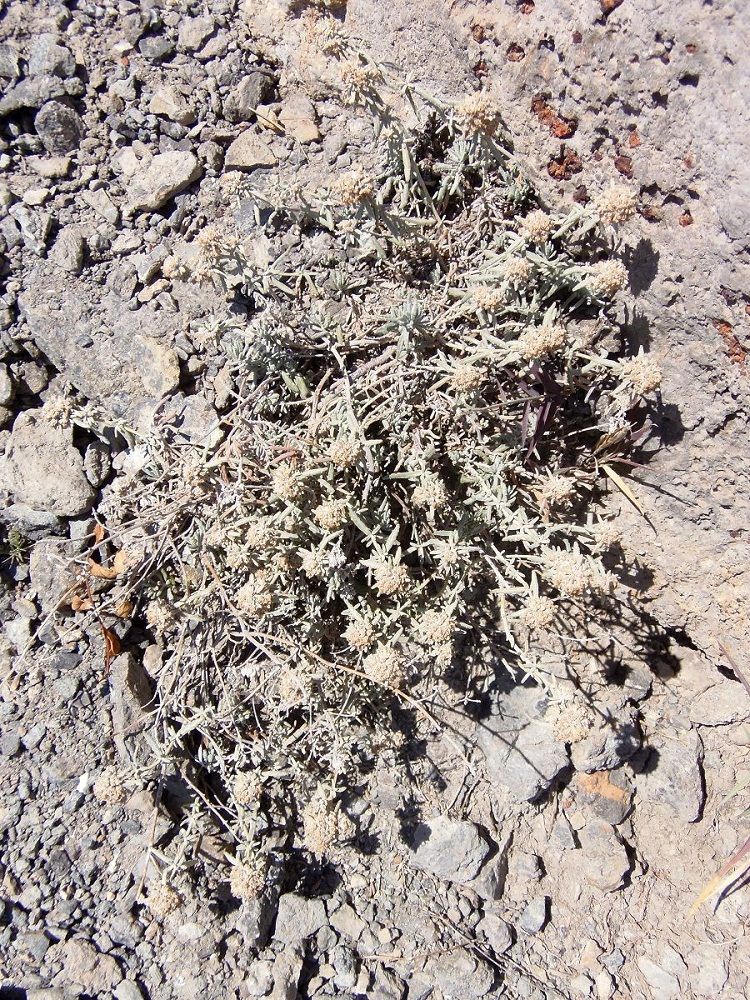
[570,707,642,773]
[577,821,631,891]
[29,537,78,613]
[225,131,277,171]
[82,188,120,225]
[49,225,86,274]
[0,411,94,518]
[178,15,215,51]
[635,728,704,823]
[27,155,70,178]
[224,72,275,122]
[688,681,750,726]
[34,100,83,154]
[279,93,320,143]
[477,683,570,802]
[476,912,513,954]
[409,816,492,884]
[27,34,76,78]
[127,151,202,211]
[18,272,180,428]
[636,956,680,999]
[574,768,633,825]
[149,86,196,126]
[274,893,327,946]
[426,948,495,998]
[518,895,548,934]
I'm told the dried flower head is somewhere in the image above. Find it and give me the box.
[594,185,638,226]
[543,548,609,598]
[234,771,262,807]
[516,594,556,631]
[277,666,313,706]
[450,362,486,392]
[300,547,327,579]
[412,475,448,510]
[373,559,410,596]
[236,572,273,617]
[146,879,181,919]
[419,609,455,645]
[588,260,628,298]
[520,209,553,245]
[454,92,503,137]
[302,788,354,856]
[503,257,533,287]
[145,598,176,635]
[518,322,567,360]
[229,856,267,901]
[328,436,362,469]
[330,168,376,207]
[343,616,377,651]
[619,352,662,395]
[93,766,127,805]
[43,391,73,430]
[534,474,577,512]
[592,520,623,551]
[472,285,506,313]
[545,699,595,744]
[317,18,349,57]
[363,644,405,687]
[340,60,383,104]
[271,463,303,502]
[313,499,349,532]
[245,518,277,551]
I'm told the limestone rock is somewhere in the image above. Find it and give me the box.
[225,130,277,171]
[409,816,492,884]
[477,683,570,802]
[149,86,196,126]
[274,893,327,946]
[635,728,704,823]
[127,151,202,211]
[1,410,94,517]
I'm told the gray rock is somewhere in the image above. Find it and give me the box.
[274,893,327,946]
[0,41,20,79]
[27,34,76,78]
[127,151,202,211]
[224,73,275,122]
[570,710,642,773]
[0,365,14,406]
[225,131,277,171]
[427,948,495,998]
[149,86,196,126]
[8,204,52,255]
[635,728,704,823]
[279,93,320,143]
[138,36,174,62]
[237,889,278,950]
[110,653,154,764]
[0,411,94,517]
[687,942,729,997]
[574,768,633,826]
[49,225,85,274]
[244,958,273,996]
[518,895,548,935]
[330,902,366,940]
[114,982,146,1000]
[477,684,570,802]
[34,100,83,154]
[409,816,492,884]
[178,16,215,51]
[0,75,67,114]
[688,681,750,726]
[19,275,180,428]
[82,189,120,225]
[29,537,77,613]
[332,943,359,989]
[577,821,631,892]
[476,912,513,954]
[636,956,681,999]
[269,945,303,1000]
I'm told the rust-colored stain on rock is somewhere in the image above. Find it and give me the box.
[532,96,577,138]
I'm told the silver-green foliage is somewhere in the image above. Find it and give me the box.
[101,38,660,870]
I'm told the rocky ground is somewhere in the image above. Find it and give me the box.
[1,1,749,999]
